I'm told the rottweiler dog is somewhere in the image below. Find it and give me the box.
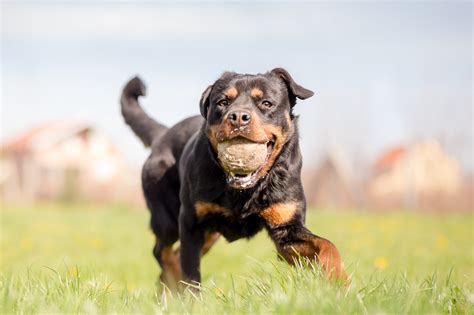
[120,68,346,288]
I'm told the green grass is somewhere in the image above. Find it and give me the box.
[1,203,473,314]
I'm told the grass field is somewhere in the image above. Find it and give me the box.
[0,203,472,314]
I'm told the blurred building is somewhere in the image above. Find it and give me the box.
[368,139,465,210]
[304,140,471,211]
[0,121,142,204]
[304,147,361,209]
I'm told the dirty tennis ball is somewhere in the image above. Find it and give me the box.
[217,138,267,175]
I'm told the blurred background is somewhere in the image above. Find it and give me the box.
[1,1,472,211]
[1,3,473,312]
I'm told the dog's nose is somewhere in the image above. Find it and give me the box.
[228,110,252,127]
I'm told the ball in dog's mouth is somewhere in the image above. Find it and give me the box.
[217,137,274,189]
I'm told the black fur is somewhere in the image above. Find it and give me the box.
[120,68,345,287]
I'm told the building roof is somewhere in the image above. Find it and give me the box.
[1,120,93,155]
[373,145,406,172]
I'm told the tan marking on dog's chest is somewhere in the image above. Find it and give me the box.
[195,201,231,218]
[260,202,298,226]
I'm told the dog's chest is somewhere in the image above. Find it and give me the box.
[196,187,272,241]
[201,211,265,242]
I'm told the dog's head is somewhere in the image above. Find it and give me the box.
[200,68,314,189]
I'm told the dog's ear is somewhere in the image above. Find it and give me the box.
[270,68,314,102]
[199,85,213,119]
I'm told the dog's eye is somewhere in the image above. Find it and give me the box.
[218,99,230,107]
[261,100,273,107]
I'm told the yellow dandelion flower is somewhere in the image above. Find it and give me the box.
[68,267,80,278]
[214,287,225,298]
[88,238,103,250]
[436,235,449,249]
[20,238,33,250]
[374,256,388,269]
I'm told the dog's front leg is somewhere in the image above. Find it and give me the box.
[268,223,347,281]
[179,209,204,288]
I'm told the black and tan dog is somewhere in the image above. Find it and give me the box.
[120,68,346,288]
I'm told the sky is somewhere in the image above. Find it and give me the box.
[1,1,472,172]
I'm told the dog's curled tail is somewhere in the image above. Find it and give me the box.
[121,76,168,147]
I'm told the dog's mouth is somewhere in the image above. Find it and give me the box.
[223,139,275,189]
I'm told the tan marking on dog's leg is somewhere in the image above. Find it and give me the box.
[277,234,347,283]
[171,232,219,267]
[201,231,220,256]
[159,245,182,288]
[260,202,298,226]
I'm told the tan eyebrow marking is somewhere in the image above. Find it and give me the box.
[224,87,238,99]
[250,88,264,98]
